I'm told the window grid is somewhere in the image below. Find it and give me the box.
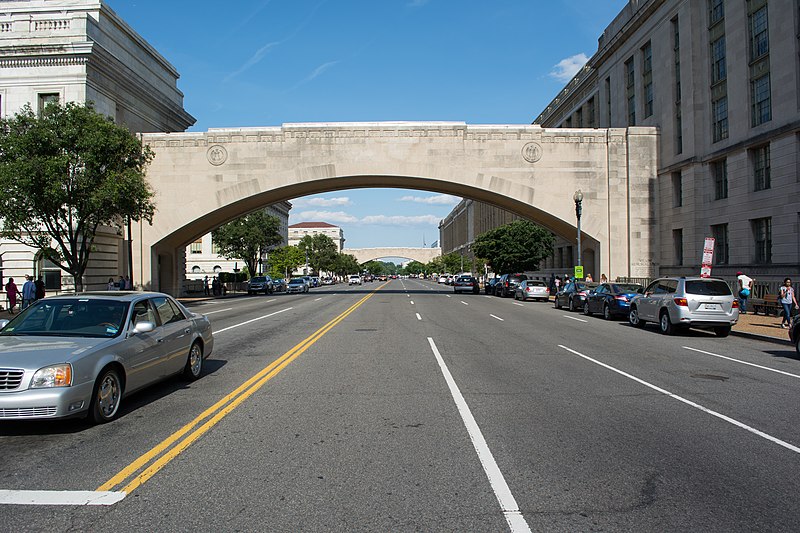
[712,96,729,142]
[37,93,59,115]
[749,6,769,60]
[672,171,683,207]
[587,97,596,128]
[711,224,729,265]
[753,217,772,263]
[710,0,725,25]
[713,159,728,200]
[190,240,203,254]
[711,37,727,84]
[751,74,771,126]
[673,229,684,266]
[605,77,611,126]
[625,58,635,126]
[753,144,771,190]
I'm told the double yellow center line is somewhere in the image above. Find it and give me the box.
[98,284,385,495]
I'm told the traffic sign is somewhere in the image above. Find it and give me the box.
[574,265,584,279]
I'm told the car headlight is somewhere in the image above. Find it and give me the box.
[30,364,72,388]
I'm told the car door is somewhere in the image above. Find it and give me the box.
[121,299,164,392]
[637,280,662,321]
[590,284,608,313]
[152,296,193,376]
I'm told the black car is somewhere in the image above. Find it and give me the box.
[495,273,528,298]
[554,281,598,311]
[453,275,480,294]
[485,277,500,295]
[583,283,643,319]
[789,313,800,355]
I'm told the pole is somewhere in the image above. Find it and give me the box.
[127,217,134,285]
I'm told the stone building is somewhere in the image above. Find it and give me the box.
[288,222,345,252]
[0,0,194,295]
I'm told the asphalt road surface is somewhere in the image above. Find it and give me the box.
[2,279,800,532]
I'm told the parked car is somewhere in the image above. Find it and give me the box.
[790,313,800,355]
[310,277,320,288]
[583,283,643,319]
[272,278,287,292]
[287,278,309,293]
[514,280,550,301]
[453,275,480,294]
[321,277,335,285]
[628,277,738,336]
[485,277,500,295]
[0,292,213,422]
[495,273,528,298]
[378,275,388,282]
[438,274,450,284]
[348,275,362,285]
[554,281,597,311]
[247,275,273,295]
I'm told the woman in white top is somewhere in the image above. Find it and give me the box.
[779,278,798,328]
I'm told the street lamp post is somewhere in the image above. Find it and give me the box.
[573,189,583,271]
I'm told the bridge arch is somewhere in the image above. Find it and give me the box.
[343,248,442,265]
[136,123,657,295]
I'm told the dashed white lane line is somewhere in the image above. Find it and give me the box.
[416,313,422,321]
[410,301,415,305]
[427,338,532,533]
[563,315,587,323]
[683,346,800,379]
[214,307,293,334]
[446,295,452,298]
[513,303,524,307]
[559,344,800,455]
[490,314,504,321]
[314,297,323,301]
[484,295,491,299]
[461,301,469,306]
[0,490,125,506]
[201,308,233,315]
[266,299,276,303]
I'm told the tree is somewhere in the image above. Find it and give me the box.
[212,211,283,277]
[472,219,555,275]
[0,102,155,291]
[297,234,338,274]
[267,245,305,279]
[362,260,386,276]
[405,261,426,276]
[331,253,360,277]
[441,252,472,274]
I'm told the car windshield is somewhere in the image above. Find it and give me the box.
[250,277,266,282]
[0,299,130,338]
[528,281,546,287]
[685,279,731,296]
[613,284,643,293]
[289,279,304,284]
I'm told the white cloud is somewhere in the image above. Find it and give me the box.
[224,41,281,82]
[304,61,339,83]
[292,196,352,208]
[549,53,589,83]
[398,194,461,205]
[360,215,440,226]
[292,210,359,224]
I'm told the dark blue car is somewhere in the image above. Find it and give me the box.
[583,283,643,319]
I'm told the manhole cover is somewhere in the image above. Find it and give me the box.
[690,373,728,381]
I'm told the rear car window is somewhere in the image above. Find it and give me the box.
[529,281,546,286]
[685,279,732,296]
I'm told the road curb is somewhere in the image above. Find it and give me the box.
[731,329,792,346]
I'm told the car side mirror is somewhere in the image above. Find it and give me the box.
[132,321,155,334]
[0,319,9,329]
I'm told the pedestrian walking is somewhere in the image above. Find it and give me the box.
[554,276,561,291]
[204,275,210,296]
[600,273,608,283]
[779,278,798,328]
[21,275,35,310]
[5,277,20,314]
[118,276,125,290]
[34,275,45,301]
[107,277,116,290]
[124,275,133,290]
[585,273,593,282]
[736,271,754,314]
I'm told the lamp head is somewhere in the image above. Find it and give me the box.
[573,189,584,203]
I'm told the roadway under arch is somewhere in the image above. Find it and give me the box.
[134,122,658,295]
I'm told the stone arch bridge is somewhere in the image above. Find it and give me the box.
[134,122,658,295]
[342,247,443,265]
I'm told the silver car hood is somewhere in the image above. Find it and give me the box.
[0,335,110,369]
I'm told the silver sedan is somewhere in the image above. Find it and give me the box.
[0,292,213,423]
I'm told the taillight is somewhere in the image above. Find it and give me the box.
[614,296,627,301]
[578,291,586,296]
[674,297,688,306]
[545,288,549,293]
[732,300,739,308]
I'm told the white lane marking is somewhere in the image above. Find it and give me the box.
[410,301,415,305]
[484,295,491,299]
[0,490,126,506]
[416,313,422,321]
[461,301,469,306]
[266,299,276,303]
[683,346,800,380]
[446,295,452,298]
[202,308,233,315]
[427,338,532,532]
[559,345,800,455]
[314,297,323,301]
[490,314,504,321]
[563,315,587,323]
[407,294,410,297]
[513,303,524,307]
[214,307,293,334]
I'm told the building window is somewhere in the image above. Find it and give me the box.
[37,93,59,114]
[748,4,769,60]
[709,0,725,25]
[675,107,683,154]
[672,172,683,207]
[673,229,683,266]
[605,77,612,126]
[752,217,772,263]
[751,74,771,126]
[587,97,596,128]
[642,42,653,119]
[752,144,771,190]
[673,16,682,154]
[211,239,220,255]
[575,107,583,127]
[557,247,564,268]
[712,95,729,142]
[192,266,201,273]
[625,58,635,126]
[710,37,727,84]
[711,224,729,264]
[712,159,728,200]
[37,253,62,291]
[566,246,574,267]
[565,116,572,128]
[190,240,203,254]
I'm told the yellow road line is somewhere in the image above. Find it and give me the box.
[98,284,386,494]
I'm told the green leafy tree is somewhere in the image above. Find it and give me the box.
[426,256,444,275]
[331,253,360,277]
[472,219,555,274]
[362,260,386,276]
[441,252,473,274]
[268,245,305,279]
[0,102,155,292]
[212,211,283,277]
[405,261,426,275]
[297,233,339,274]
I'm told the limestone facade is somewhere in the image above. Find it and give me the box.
[341,247,442,265]
[288,222,345,252]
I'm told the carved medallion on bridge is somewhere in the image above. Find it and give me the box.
[521,142,542,163]
[207,145,228,166]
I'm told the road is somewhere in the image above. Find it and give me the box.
[2,278,800,531]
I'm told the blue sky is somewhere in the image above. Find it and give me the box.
[108,0,628,252]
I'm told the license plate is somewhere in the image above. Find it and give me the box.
[701,303,721,311]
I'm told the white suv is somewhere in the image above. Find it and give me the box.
[348,275,362,285]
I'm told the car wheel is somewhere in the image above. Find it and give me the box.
[568,298,576,312]
[90,367,122,424]
[795,334,800,356]
[554,297,562,309]
[184,341,203,380]
[583,302,591,316]
[603,304,612,320]
[659,310,675,335]
[714,326,731,338]
[629,307,645,328]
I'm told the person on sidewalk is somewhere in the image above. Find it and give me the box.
[21,275,35,310]
[778,278,798,328]
[34,275,45,302]
[4,277,20,314]
[736,271,754,314]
